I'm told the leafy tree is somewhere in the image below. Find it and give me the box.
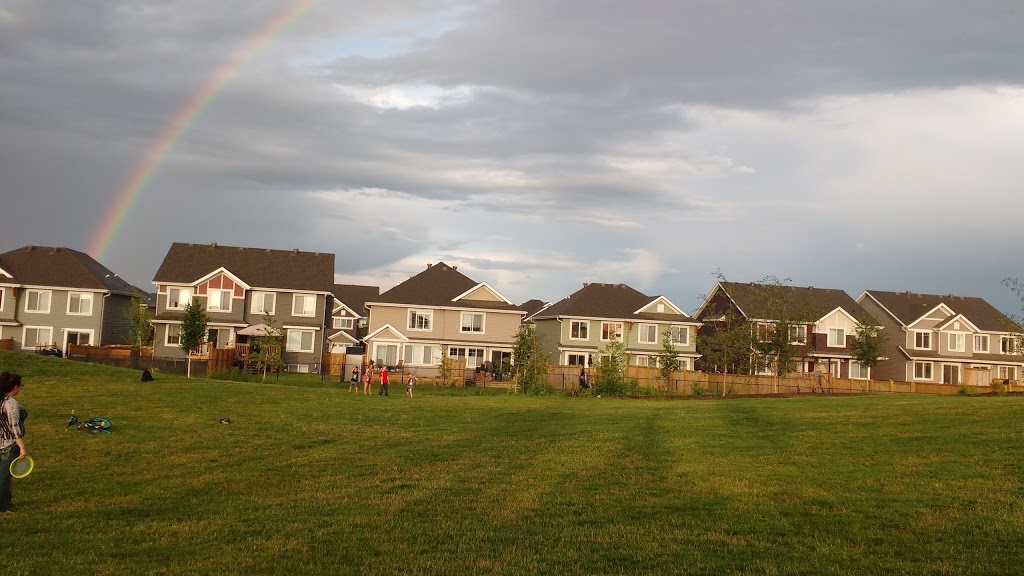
[125,290,153,348]
[511,324,549,394]
[749,276,816,379]
[848,321,887,380]
[594,338,628,395]
[436,344,456,386]
[179,299,208,378]
[251,314,284,382]
[656,327,682,388]
[696,307,753,375]
[1001,277,1024,352]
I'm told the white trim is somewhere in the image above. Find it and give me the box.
[638,323,658,344]
[907,303,956,329]
[21,325,53,349]
[247,286,332,296]
[451,282,514,306]
[600,321,624,342]
[999,335,1018,355]
[191,267,251,290]
[24,289,52,314]
[946,332,967,353]
[331,301,361,318]
[0,286,5,313]
[940,362,963,385]
[693,282,749,320]
[332,317,355,330]
[568,319,590,341]
[0,266,12,279]
[670,325,690,346]
[973,334,990,353]
[327,330,358,344]
[364,301,526,316]
[913,361,934,381]
[407,309,433,331]
[459,311,486,334]
[164,324,182,347]
[911,330,932,350]
[166,286,194,310]
[849,361,870,380]
[18,284,106,294]
[65,291,95,316]
[365,323,410,342]
[282,324,321,331]
[827,327,846,348]
[814,306,860,328]
[936,314,981,333]
[62,328,95,350]
[788,324,807,345]
[998,365,1018,380]
[250,291,277,315]
[857,291,904,326]
[285,328,316,353]
[291,293,317,317]
[634,296,687,317]
[206,288,234,313]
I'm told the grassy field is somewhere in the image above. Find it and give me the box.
[2,350,1023,575]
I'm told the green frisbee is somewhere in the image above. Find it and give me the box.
[10,456,34,479]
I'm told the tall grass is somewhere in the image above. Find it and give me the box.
[2,350,1022,575]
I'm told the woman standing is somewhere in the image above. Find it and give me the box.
[363,360,374,395]
[0,371,28,513]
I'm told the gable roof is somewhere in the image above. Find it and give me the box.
[861,290,1020,332]
[519,299,550,320]
[707,281,874,324]
[331,284,379,316]
[0,245,143,295]
[152,243,335,293]
[372,262,522,312]
[534,283,693,322]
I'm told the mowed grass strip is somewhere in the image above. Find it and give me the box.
[2,350,1023,575]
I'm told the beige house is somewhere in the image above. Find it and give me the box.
[364,262,525,375]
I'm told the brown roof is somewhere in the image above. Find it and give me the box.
[863,290,1021,332]
[718,282,874,323]
[519,299,549,318]
[332,284,379,316]
[0,245,143,295]
[534,283,692,322]
[152,243,335,293]
[372,262,522,311]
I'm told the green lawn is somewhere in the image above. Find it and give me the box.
[2,350,1023,575]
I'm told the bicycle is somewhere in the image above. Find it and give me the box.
[66,411,112,434]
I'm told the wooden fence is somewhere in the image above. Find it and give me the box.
[0,338,13,351]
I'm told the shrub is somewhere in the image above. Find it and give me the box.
[957,382,971,395]
[989,380,1006,395]
[691,382,707,396]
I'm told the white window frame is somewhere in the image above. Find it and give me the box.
[63,329,95,348]
[913,361,933,381]
[375,343,399,366]
[292,294,316,317]
[166,287,193,310]
[974,334,989,353]
[333,317,354,330]
[408,309,433,331]
[566,353,588,366]
[679,358,691,371]
[1000,336,1017,355]
[601,321,624,342]
[0,287,4,312]
[827,328,846,348]
[251,292,276,315]
[756,323,774,342]
[207,289,233,313]
[165,324,182,347]
[636,355,657,368]
[21,325,53,349]
[24,289,51,313]
[789,325,807,345]
[460,312,485,334]
[947,332,966,352]
[941,363,962,385]
[403,344,439,366]
[998,365,1017,380]
[912,330,931,350]
[66,292,94,316]
[569,320,589,341]
[286,329,315,352]
[638,324,658,344]
[849,361,869,380]
[670,326,689,346]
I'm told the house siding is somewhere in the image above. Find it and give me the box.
[0,286,17,323]
[16,289,106,351]
[857,296,912,381]
[100,294,134,346]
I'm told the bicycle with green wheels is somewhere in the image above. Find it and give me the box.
[66,411,112,434]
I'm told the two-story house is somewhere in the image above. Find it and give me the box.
[0,245,144,352]
[326,284,379,353]
[694,281,879,378]
[856,290,1024,385]
[532,283,702,369]
[364,262,525,374]
[151,243,335,371]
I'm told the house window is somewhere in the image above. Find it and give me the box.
[679,359,690,371]
[638,324,657,344]
[375,344,398,366]
[448,347,466,360]
[636,355,657,368]
[601,322,623,341]
[975,334,989,353]
[570,320,589,340]
[913,331,931,350]
[1000,336,1017,354]
[998,366,1017,380]
[0,288,4,312]
[942,364,961,385]
[65,330,92,346]
[789,325,807,344]
[22,326,53,349]
[207,289,232,312]
[286,329,315,352]
[404,345,438,365]
[292,294,316,317]
[165,324,181,346]
[467,348,485,368]
[461,312,485,333]
[207,327,233,349]
[333,317,354,330]
[828,328,846,347]
[251,292,276,315]
[408,309,433,331]
[756,323,773,342]
[849,362,869,379]
[167,287,193,310]
[67,292,93,315]
[913,361,933,380]
[567,353,588,366]
[25,289,51,313]
[670,326,689,346]
[947,333,965,352]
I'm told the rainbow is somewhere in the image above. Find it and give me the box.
[89,0,323,261]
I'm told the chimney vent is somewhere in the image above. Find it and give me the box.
[427,263,432,268]
[292,249,299,255]
[211,242,217,248]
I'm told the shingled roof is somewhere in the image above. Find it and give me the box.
[862,290,1020,332]
[332,284,379,315]
[152,243,335,293]
[372,262,521,311]
[714,281,874,323]
[0,245,143,295]
[534,283,692,322]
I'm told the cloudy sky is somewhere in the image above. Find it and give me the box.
[2,0,1023,315]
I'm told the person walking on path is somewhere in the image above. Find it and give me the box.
[363,360,374,395]
[1,372,29,513]
[406,374,416,398]
[378,366,390,396]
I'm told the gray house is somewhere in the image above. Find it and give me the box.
[0,245,144,352]
[327,284,379,352]
[151,243,335,372]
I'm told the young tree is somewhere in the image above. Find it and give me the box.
[436,344,456,387]
[511,324,549,394]
[848,321,887,381]
[594,338,628,395]
[656,327,682,388]
[179,299,209,378]
[125,290,153,349]
[251,314,284,382]
[1002,277,1024,352]
[696,307,754,375]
